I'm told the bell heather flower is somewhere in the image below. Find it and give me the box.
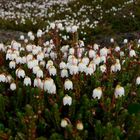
[48,65,57,76]
[64,79,73,90]
[9,61,16,69]
[61,119,68,128]
[76,121,84,131]
[114,85,125,98]
[44,78,56,94]
[16,68,25,78]
[129,49,136,57]
[63,94,72,106]
[61,69,69,78]
[10,82,16,91]
[136,76,140,85]
[23,77,31,86]
[0,74,6,82]
[92,87,102,99]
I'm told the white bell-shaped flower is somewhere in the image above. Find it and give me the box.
[57,23,63,30]
[37,29,43,38]
[69,65,79,75]
[33,66,40,74]
[64,79,73,90]
[115,46,120,52]
[66,26,71,33]
[94,55,101,65]
[92,87,102,99]
[37,52,44,61]
[34,78,42,88]
[63,94,72,106]
[40,60,46,67]
[6,75,12,83]
[110,64,116,73]
[82,57,89,65]
[110,38,114,43]
[26,44,33,52]
[0,74,6,82]
[69,48,75,55]
[93,44,99,50]
[100,65,106,73]
[120,51,124,57]
[136,76,140,85]
[71,25,78,33]
[16,68,25,78]
[86,66,94,75]
[43,78,56,94]
[48,82,56,94]
[23,77,31,86]
[36,69,43,78]
[88,49,96,58]
[10,82,16,91]
[123,39,128,44]
[129,49,136,57]
[9,61,16,69]
[29,35,35,41]
[115,61,121,72]
[48,66,57,76]
[78,62,87,73]
[20,35,24,40]
[76,121,84,131]
[61,69,69,78]
[50,23,55,29]
[46,60,54,69]
[0,43,5,52]
[59,61,67,69]
[114,85,125,98]
[100,47,108,57]
[26,54,33,61]
[61,119,68,128]
[16,56,22,64]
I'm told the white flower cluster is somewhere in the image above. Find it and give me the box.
[0,27,140,106]
[0,0,135,31]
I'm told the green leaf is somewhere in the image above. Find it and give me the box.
[128,103,140,114]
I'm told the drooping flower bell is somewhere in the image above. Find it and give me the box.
[34,77,42,88]
[16,68,25,78]
[71,25,78,33]
[114,85,125,98]
[129,49,136,57]
[136,76,140,85]
[61,69,69,78]
[92,87,102,99]
[61,119,68,128]
[44,78,56,94]
[69,65,79,75]
[48,65,57,76]
[64,79,73,90]
[37,29,43,38]
[100,47,108,57]
[36,69,43,78]
[23,77,31,86]
[123,39,128,44]
[10,82,16,91]
[59,61,67,69]
[63,94,72,106]
[0,74,6,83]
[88,49,96,58]
[76,121,84,131]
[100,65,106,73]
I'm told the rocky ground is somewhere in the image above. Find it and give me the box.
[0,29,140,45]
[0,30,26,43]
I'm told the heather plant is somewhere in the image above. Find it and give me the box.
[0,23,140,139]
